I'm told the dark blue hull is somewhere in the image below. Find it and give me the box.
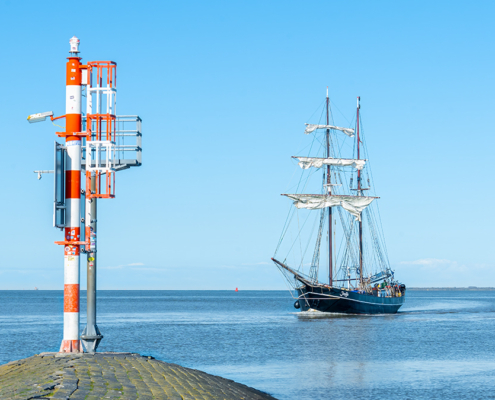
[296,285,405,314]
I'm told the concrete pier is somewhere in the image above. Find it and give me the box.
[0,353,276,400]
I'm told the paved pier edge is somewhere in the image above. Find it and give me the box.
[0,353,277,400]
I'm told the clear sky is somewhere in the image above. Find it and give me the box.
[1,0,494,289]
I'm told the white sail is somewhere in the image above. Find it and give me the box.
[295,157,366,170]
[284,194,375,221]
[304,124,355,137]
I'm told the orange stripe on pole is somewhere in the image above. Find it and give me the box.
[66,114,81,136]
[66,58,82,85]
[65,170,81,198]
[64,284,80,312]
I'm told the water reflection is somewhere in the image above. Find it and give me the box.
[1,290,495,399]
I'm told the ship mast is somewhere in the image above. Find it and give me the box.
[326,87,333,287]
[357,96,363,286]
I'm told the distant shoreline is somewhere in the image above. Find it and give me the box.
[1,288,495,291]
[408,287,495,291]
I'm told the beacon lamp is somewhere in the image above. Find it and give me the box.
[27,111,54,123]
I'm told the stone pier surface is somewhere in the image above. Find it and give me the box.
[0,353,277,400]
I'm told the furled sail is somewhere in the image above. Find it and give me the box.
[294,157,366,170]
[283,194,376,221]
[304,124,355,137]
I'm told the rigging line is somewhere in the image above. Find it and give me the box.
[358,113,391,267]
[285,106,325,197]
[308,130,327,150]
[335,213,348,277]
[304,103,329,154]
[305,211,326,274]
[310,205,326,282]
[327,98,335,127]
[294,107,325,158]
[367,213,383,271]
[292,129,321,195]
[299,165,321,195]
[275,264,300,298]
[275,193,301,256]
[370,208,389,270]
[340,228,355,274]
[333,129,350,160]
[274,203,298,256]
[303,209,322,275]
[328,97,356,155]
[279,155,322,254]
[370,197,390,268]
[330,99,353,127]
[369,207,389,271]
[292,133,321,163]
[362,217,372,273]
[317,98,326,125]
[293,141,318,159]
[283,207,314,264]
[285,159,305,195]
[367,206,386,263]
[337,207,359,270]
[297,209,304,270]
[296,130,322,193]
[373,201,391,267]
[310,168,328,280]
[283,166,318,224]
[371,201,391,267]
[307,98,326,123]
[335,204,352,262]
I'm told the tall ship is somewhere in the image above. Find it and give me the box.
[272,90,405,314]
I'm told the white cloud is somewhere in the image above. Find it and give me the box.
[241,262,271,266]
[400,258,469,272]
[394,258,495,287]
[400,258,451,266]
[129,267,165,272]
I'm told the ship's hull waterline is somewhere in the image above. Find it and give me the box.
[296,285,405,314]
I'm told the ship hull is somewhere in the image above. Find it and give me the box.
[296,285,404,314]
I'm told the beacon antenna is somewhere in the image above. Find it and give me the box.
[69,36,80,54]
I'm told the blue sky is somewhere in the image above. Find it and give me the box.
[0,0,494,289]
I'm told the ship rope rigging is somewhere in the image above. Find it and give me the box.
[273,96,392,290]
[271,90,406,314]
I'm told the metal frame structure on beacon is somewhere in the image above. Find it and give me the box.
[28,36,143,353]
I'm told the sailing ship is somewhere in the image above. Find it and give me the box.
[272,90,405,314]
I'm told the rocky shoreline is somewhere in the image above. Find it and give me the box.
[0,353,277,400]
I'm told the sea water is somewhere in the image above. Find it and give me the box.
[1,290,494,399]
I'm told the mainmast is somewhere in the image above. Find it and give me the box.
[326,87,333,286]
[357,96,363,286]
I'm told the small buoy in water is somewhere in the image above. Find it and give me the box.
[294,300,300,309]
[235,287,238,292]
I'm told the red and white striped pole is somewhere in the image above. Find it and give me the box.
[60,36,82,353]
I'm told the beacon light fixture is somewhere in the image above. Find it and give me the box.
[27,111,54,124]
[69,36,80,53]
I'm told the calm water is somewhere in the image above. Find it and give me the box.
[1,290,495,399]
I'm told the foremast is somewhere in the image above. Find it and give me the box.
[275,91,381,291]
[357,96,363,287]
[326,88,333,287]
